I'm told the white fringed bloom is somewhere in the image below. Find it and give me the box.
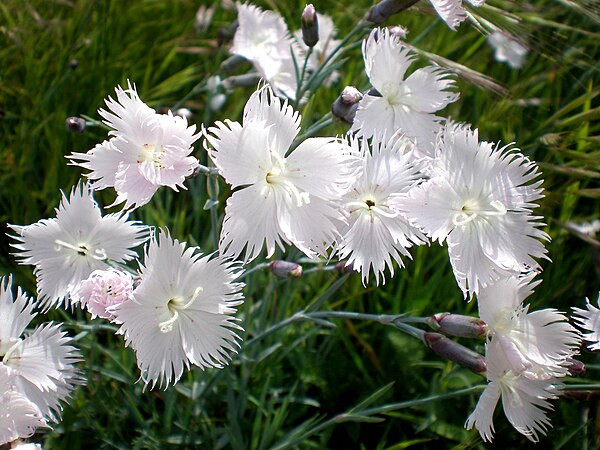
[0,365,47,446]
[573,293,600,351]
[336,135,426,284]
[231,3,301,99]
[0,277,82,423]
[478,274,580,379]
[466,340,560,442]
[488,31,528,69]
[205,85,356,261]
[71,269,134,320]
[113,230,244,389]
[351,28,458,155]
[402,123,549,297]
[429,0,485,31]
[9,184,148,310]
[69,82,200,210]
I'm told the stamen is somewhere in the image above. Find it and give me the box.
[453,212,477,226]
[2,338,22,363]
[159,310,179,333]
[179,287,203,310]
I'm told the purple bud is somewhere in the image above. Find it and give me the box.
[65,117,86,133]
[566,357,586,377]
[222,73,261,90]
[424,332,487,373]
[332,86,363,125]
[335,260,355,274]
[427,313,487,338]
[301,4,319,48]
[270,260,303,279]
[366,0,420,24]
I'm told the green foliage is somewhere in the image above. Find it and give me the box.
[1,0,599,448]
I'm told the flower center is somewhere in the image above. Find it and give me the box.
[452,199,507,226]
[262,152,310,207]
[158,287,203,333]
[381,82,411,108]
[346,194,398,219]
[54,239,107,260]
[138,143,165,169]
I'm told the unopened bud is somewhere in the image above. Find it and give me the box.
[217,20,238,47]
[332,86,363,124]
[366,0,420,24]
[424,332,487,373]
[270,260,303,279]
[335,260,355,274]
[566,357,586,377]
[220,54,248,73]
[222,73,261,90]
[427,313,487,338]
[65,117,86,133]
[301,4,319,48]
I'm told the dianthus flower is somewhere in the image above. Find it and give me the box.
[113,230,244,389]
[69,82,199,210]
[9,184,148,310]
[429,0,485,30]
[71,268,134,320]
[572,293,600,351]
[402,123,549,296]
[205,85,356,261]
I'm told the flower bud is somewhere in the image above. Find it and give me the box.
[366,0,420,24]
[566,357,586,377]
[65,116,86,133]
[424,332,487,373]
[270,260,303,279]
[332,86,363,124]
[219,54,248,73]
[335,260,355,274]
[427,313,487,338]
[217,20,238,47]
[222,73,261,90]
[301,4,319,48]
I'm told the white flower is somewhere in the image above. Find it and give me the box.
[231,3,302,99]
[466,339,560,442]
[572,293,600,351]
[0,277,82,422]
[113,230,244,389]
[10,443,44,450]
[488,31,528,69]
[429,0,485,31]
[204,85,356,261]
[71,269,134,320]
[336,135,426,284]
[350,28,458,155]
[478,274,580,378]
[69,82,200,210]
[402,123,549,297]
[9,184,148,310]
[0,365,47,446]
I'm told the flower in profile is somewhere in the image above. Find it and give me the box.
[9,183,148,311]
[204,85,356,261]
[231,3,302,99]
[69,82,200,210]
[0,365,48,446]
[113,230,244,389]
[488,31,528,69]
[402,123,549,297]
[465,340,560,442]
[478,274,580,378]
[351,28,458,155]
[71,269,134,320]
[336,134,426,284]
[572,293,600,351]
[0,276,83,423]
[429,0,485,31]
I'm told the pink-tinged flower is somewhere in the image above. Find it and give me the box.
[69,82,200,210]
[466,339,560,442]
[113,230,244,389]
[478,274,580,379]
[0,277,83,423]
[350,28,458,155]
[0,365,48,446]
[71,269,134,320]
[429,0,485,31]
[336,135,426,284]
[9,184,148,311]
[572,293,600,351]
[488,31,528,69]
[204,85,357,261]
[402,123,549,297]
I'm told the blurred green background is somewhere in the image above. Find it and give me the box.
[1,0,599,448]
